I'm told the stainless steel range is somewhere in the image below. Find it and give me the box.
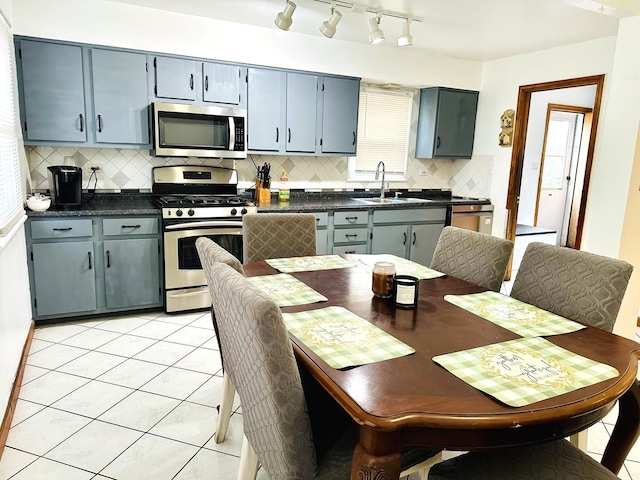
[152,165,256,313]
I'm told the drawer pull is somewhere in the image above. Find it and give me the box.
[52,227,73,231]
[345,216,358,222]
[88,251,92,270]
[106,250,111,268]
[121,224,141,229]
[345,250,356,254]
[345,234,358,239]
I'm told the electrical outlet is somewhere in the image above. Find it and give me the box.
[89,164,103,173]
[419,169,428,176]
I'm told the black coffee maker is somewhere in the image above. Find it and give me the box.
[48,166,82,208]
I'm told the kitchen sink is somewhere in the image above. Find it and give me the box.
[351,197,434,205]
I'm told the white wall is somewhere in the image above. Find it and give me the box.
[12,0,483,90]
[518,85,596,226]
[0,0,32,432]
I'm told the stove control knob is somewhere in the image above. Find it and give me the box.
[188,209,195,217]
[176,209,183,217]
[241,207,248,215]
[230,208,238,216]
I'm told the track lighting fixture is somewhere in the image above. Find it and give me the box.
[368,14,385,44]
[397,18,413,47]
[320,3,342,38]
[275,0,296,31]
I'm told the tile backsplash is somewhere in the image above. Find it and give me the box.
[26,146,493,199]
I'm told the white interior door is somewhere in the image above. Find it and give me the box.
[536,111,582,243]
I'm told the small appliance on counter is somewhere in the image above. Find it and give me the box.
[47,165,82,208]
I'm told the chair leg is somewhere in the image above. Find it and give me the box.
[237,436,260,480]
[570,430,588,451]
[399,451,443,479]
[214,372,236,443]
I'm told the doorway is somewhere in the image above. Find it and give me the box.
[505,75,605,277]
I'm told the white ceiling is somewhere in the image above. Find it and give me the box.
[108,0,632,61]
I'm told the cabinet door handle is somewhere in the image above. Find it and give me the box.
[88,251,92,270]
[288,128,291,143]
[205,75,209,91]
[403,232,407,245]
[79,114,84,132]
[97,114,103,133]
[352,131,356,145]
[436,136,441,149]
[121,224,141,229]
[106,250,111,268]
[275,127,279,143]
[52,227,72,231]
[412,231,417,245]
[190,73,194,90]
[345,234,358,239]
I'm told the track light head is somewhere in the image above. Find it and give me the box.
[397,19,413,47]
[368,15,385,44]
[275,0,296,31]
[320,6,342,38]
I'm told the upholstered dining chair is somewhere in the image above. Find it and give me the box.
[195,237,244,444]
[428,242,634,480]
[242,213,317,263]
[430,226,514,292]
[200,260,442,480]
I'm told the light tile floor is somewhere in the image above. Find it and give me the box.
[1,309,640,479]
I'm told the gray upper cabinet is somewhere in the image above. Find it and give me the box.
[286,73,318,153]
[202,62,243,105]
[247,68,284,152]
[19,40,87,142]
[321,76,359,155]
[416,87,479,159]
[154,56,197,101]
[91,49,149,144]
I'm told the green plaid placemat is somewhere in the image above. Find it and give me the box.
[433,336,619,407]
[356,254,445,280]
[266,255,357,273]
[282,306,415,369]
[445,291,586,337]
[247,273,327,307]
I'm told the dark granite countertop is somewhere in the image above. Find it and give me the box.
[25,191,491,217]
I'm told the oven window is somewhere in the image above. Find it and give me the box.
[159,112,230,150]
[178,234,242,270]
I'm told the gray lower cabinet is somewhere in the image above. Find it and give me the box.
[26,216,162,321]
[371,208,447,266]
[332,210,368,254]
[311,212,329,255]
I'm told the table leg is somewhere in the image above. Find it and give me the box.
[350,429,401,480]
[601,379,640,474]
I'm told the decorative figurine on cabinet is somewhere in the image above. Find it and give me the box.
[499,109,515,147]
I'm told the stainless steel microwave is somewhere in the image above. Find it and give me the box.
[151,102,247,159]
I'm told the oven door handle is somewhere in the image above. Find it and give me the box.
[169,287,211,298]
[165,221,243,230]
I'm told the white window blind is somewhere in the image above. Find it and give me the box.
[348,87,412,181]
[0,13,24,237]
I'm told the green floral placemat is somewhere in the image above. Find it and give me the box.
[445,291,586,337]
[433,336,619,407]
[265,254,357,273]
[247,273,327,307]
[282,306,415,369]
[356,254,445,280]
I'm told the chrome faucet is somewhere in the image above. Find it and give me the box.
[375,161,386,199]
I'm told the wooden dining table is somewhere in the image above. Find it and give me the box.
[243,254,640,480]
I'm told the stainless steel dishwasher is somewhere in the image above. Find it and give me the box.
[450,203,494,234]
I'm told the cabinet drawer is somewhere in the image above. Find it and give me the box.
[103,217,158,236]
[30,219,93,239]
[333,244,367,255]
[333,227,368,244]
[333,210,368,225]
[311,212,328,227]
[373,208,447,224]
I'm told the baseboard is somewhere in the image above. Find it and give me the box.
[0,320,35,460]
